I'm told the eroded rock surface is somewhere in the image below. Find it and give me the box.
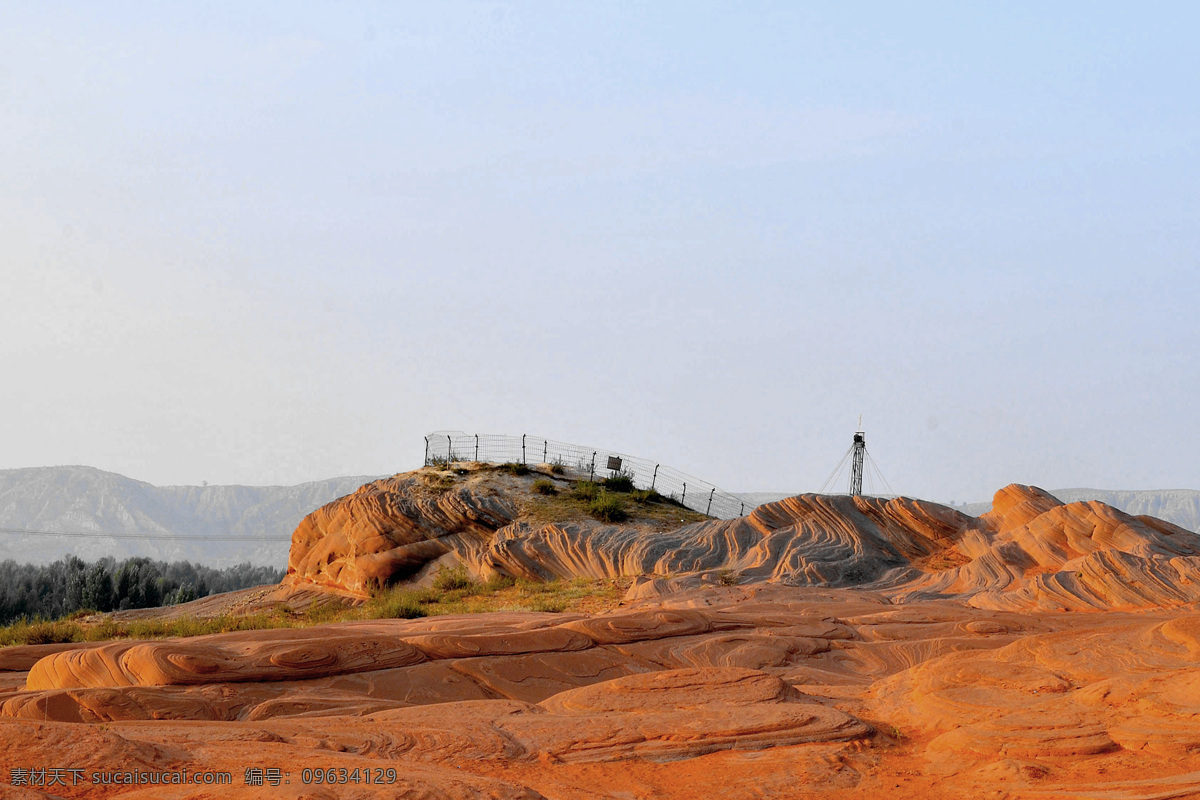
[287,468,1200,614]
[12,477,1200,798]
[285,470,519,593]
[7,585,1200,798]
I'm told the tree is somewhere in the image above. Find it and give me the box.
[64,556,87,613]
[82,564,115,612]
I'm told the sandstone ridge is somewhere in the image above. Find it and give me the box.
[286,464,1200,612]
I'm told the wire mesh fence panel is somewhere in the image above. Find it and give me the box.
[424,432,749,520]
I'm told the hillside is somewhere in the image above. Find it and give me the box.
[285,463,1200,613]
[0,466,382,566]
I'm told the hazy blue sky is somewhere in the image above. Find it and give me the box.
[2,2,1197,503]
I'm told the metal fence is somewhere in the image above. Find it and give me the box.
[424,432,750,520]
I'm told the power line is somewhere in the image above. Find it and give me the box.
[0,527,290,541]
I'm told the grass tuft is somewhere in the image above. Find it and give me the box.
[532,478,558,495]
[528,598,568,613]
[369,590,428,619]
[602,472,636,493]
[588,491,628,522]
[571,481,601,501]
[482,574,517,592]
[431,565,477,592]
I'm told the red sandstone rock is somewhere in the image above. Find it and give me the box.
[7,476,1200,797]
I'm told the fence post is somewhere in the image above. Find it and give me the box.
[522,434,526,464]
[446,434,452,462]
[741,502,745,516]
[651,465,659,490]
[424,437,430,466]
[475,434,479,461]
[590,452,596,481]
[681,482,686,504]
[706,488,715,516]
[543,440,548,463]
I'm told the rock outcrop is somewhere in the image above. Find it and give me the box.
[286,466,1200,613]
[285,470,519,593]
[8,585,1200,797]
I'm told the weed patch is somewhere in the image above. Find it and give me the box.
[431,565,477,592]
[0,612,293,647]
[368,590,428,620]
[716,568,740,586]
[602,470,636,493]
[572,481,601,501]
[589,492,628,522]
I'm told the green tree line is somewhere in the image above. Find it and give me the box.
[0,557,284,625]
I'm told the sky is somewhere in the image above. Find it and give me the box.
[1,1,1197,504]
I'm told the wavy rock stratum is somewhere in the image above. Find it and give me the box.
[285,469,520,593]
[7,469,1200,798]
[288,465,1200,613]
[7,585,1200,797]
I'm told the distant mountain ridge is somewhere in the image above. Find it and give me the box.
[6,469,1196,569]
[0,466,384,566]
[738,489,1200,534]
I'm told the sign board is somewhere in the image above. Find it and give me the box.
[606,456,623,471]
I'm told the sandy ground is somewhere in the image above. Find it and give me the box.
[4,583,1200,799]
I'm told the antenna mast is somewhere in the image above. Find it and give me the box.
[849,419,866,496]
[818,417,895,497]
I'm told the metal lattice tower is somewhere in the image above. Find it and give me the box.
[849,429,866,496]
[818,415,894,498]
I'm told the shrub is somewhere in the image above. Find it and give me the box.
[529,598,568,613]
[424,473,456,491]
[498,462,530,476]
[716,569,739,586]
[431,565,476,592]
[90,619,120,641]
[572,481,601,501]
[18,620,81,645]
[375,593,427,620]
[550,463,566,475]
[589,492,628,523]
[532,478,558,495]
[304,602,344,625]
[602,472,635,493]
[482,574,516,593]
